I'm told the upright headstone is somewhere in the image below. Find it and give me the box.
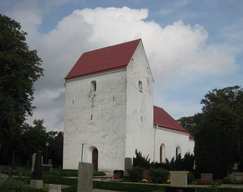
[30,150,43,189]
[0,166,4,174]
[48,159,52,165]
[31,153,36,172]
[8,167,12,177]
[18,167,23,178]
[124,157,132,176]
[12,151,15,170]
[49,184,61,192]
[170,171,188,187]
[77,162,93,192]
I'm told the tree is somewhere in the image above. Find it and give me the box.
[194,85,243,178]
[177,113,204,137]
[0,15,44,156]
[194,106,238,178]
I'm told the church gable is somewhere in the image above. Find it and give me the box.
[65,39,141,80]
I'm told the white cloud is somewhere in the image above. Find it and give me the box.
[3,5,238,131]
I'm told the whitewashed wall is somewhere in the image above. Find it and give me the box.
[63,69,127,171]
[125,41,154,160]
[154,126,195,163]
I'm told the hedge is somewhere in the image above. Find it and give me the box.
[93,181,166,192]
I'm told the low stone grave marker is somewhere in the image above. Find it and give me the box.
[114,170,124,178]
[232,172,243,182]
[201,173,213,183]
[170,171,188,187]
[166,186,196,192]
[42,164,53,172]
[142,170,152,182]
[0,174,8,183]
[49,184,61,192]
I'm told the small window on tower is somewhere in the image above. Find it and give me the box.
[139,81,143,93]
[90,81,96,92]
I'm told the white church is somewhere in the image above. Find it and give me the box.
[63,39,194,171]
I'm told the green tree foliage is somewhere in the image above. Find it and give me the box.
[177,113,204,137]
[0,14,44,156]
[194,85,243,178]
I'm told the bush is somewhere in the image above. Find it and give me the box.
[223,176,231,184]
[127,166,145,182]
[0,178,24,190]
[133,149,150,170]
[149,168,169,183]
[187,171,194,184]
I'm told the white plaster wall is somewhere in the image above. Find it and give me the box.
[63,69,127,171]
[154,126,195,163]
[125,41,154,160]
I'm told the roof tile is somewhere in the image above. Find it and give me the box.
[65,39,141,80]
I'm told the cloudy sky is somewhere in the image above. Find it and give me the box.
[1,0,243,132]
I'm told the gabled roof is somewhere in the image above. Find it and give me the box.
[154,106,194,139]
[65,39,141,80]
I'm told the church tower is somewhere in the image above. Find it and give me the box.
[63,39,154,171]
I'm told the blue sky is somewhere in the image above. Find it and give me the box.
[1,0,243,131]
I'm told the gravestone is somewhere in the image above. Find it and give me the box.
[8,167,12,177]
[0,174,8,183]
[31,153,36,172]
[49,184,61,192]
[48,159,52,165]
[124,157,132,176]
[0,166,4,174]
[170,171,188,187]
[42,164,53,172]
[201,173,213,183]
[142,170,152,182]
[114,170,124,178]
[30,150,43,189]
[18,167,23,178]
[166,186,196,192]
[77,162,93,192]
[232,172,243,182]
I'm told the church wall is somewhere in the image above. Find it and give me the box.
[63,70,127,171]
[154,127,195,163]
[125,41,154,160]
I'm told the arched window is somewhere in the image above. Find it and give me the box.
[138,81,143,92]
[160,144,166,163]
[176,146,181,159]
[90,81,96,92]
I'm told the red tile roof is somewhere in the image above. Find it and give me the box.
[154,106,194,139]
[65,39,141,80]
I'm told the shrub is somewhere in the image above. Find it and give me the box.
[127,166,145,182]
[133,149,150,170]
[223,176,231,184]
[149,167,169,183]
[0,178,24,190]
[187,171,194,184]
